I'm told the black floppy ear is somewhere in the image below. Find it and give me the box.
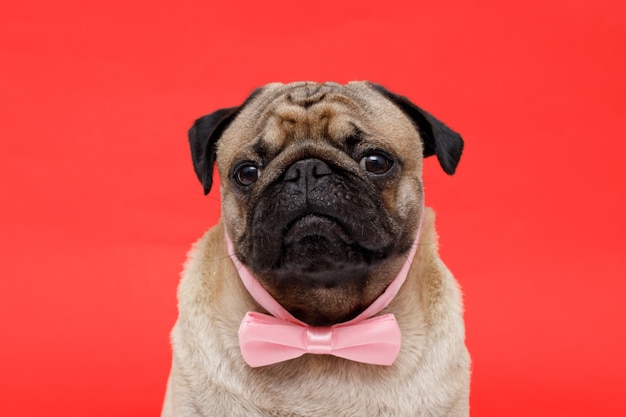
[369,83,464,175]
[189,88,264,194]
[188,107,240,195]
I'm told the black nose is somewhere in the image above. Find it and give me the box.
[284,158,332,192]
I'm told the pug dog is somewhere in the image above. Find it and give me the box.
[162,81,470,417]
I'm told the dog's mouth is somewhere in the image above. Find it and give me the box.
[268,213,380,286]
[283,214,353,247]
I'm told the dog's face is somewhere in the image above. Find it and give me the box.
[189,81,462,326]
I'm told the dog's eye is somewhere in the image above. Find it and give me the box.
[359,154,392,175]
[235,164,262,186]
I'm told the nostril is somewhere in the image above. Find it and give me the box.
[312,161,332,178]
[284,165,301,182]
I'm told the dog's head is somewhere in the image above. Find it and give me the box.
[189,81,462,326]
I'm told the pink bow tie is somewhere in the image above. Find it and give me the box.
[238,312,401,367]
[226,214,423,368]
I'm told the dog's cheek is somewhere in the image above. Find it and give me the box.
[392,176,424,239]
[220,188,248,241]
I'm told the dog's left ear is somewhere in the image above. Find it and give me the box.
[369,83,464,175]
[188,107,241,194]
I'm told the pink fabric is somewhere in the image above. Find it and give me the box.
[238,312,402,367]
[226,213,424,367]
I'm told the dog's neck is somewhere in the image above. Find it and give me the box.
[225,213,425,326]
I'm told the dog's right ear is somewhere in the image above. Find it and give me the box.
[368,83,464,175]
[188,108,241,194]
[189,88,264,194]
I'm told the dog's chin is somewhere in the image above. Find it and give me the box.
[247,215,395,325]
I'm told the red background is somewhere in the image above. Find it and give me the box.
[1,0,625,415]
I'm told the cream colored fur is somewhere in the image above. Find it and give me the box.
[162,208,470,416]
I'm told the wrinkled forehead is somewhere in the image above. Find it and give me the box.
[219,81,421,158]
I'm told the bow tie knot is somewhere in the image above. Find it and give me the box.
[305,326,334,355]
